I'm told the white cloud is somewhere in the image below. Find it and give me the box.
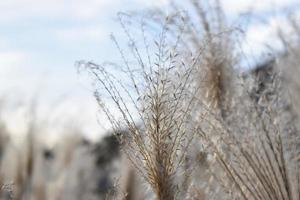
[246,16,293,45]
[55,26,107,42]
[221,0,299,15]
[0,50,48,96]
[138,0,170,7]
[241,13,298,63]
[0,51,27,73]
[0,0,171,23]
[0,0,122,22]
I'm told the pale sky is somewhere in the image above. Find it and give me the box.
[0,0,299,140]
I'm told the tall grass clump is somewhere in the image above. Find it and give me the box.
[79,13,205,199]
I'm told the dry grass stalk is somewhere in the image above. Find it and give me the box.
[79,13,205,199]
